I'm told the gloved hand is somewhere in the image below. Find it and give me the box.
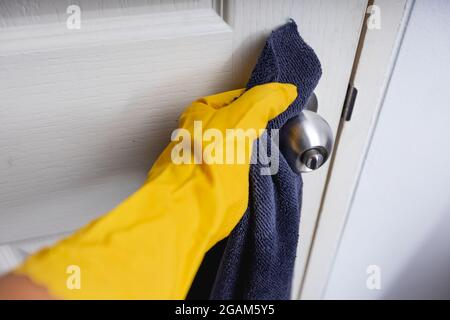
[15,83,297,299]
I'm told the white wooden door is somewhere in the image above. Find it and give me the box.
[0,0,368,298]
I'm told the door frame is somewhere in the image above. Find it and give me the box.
[298,0,415,299]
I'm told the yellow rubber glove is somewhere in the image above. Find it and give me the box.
[15,83,297,299]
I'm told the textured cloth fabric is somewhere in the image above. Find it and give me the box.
[210,20,322,300]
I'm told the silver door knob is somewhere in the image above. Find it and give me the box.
[279,94,334,173]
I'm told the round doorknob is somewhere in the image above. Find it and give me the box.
[279,97,334,174]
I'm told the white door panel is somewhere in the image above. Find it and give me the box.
[0,6,233,242]
[0,0,212,27]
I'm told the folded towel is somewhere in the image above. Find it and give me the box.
[210,20,322,300]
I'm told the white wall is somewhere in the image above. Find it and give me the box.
[324,0,450,299]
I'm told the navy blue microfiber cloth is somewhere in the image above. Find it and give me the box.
[210,20,322,300]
